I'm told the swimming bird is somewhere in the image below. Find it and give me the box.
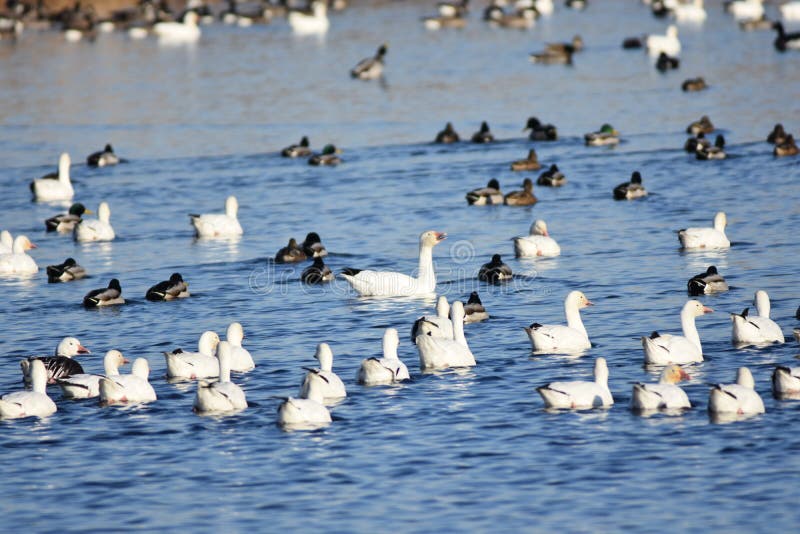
[410,295,454,342]
[655,51,680,71]
[513,219,560,257]
[435,122,460,143]
[646,24,681,57]
[281,136,312,158]
[308,144,341,166]
[45,203,90,233]
[301,232,327,258]
[437,0,469,17]
[708,367,764,415]
[695,134,726,160]
[57,350,129,399]
[351,43,387,80]
[772,365,800,398]
[681,77,707,92]
[0,230,11,253]
[86,144,121,167]
[164,331,221,379]
[642,300,712,365]
[774,135,799,157]
[83,278,124,308]
[302,257,334,284]
[731,290,784,345]
[226,322,254,372]
[622,35,644,49]
[30,152,74,202]
[275,238,307,263]
[287,0,329,34]
[523,117,557,141]
[485,5,537,29]
[299,343,347,403]
[613,171,648,200]
[530,47,573,64]
[780,1,800,21]
[687,115,714,135]
[74,202,115,242]
[631,365,691,412]
[545,34,583,54]
[0,360,57,419]
[357,328,410,385]
[422,14,468,30]
[674,0,706,22]
[584,124,619,146]
[20,337,90,385]
[417,301,476,370]
[739,14,773,31]
[510,149,541,171]
[479,254,512,283]
[189,196,243,238]
[47,257,86,283]
[687,266,728,295]
[193,341,247,413]
[464,291,489,323]
[525,291,593,353]
[466,179,503,205]
[537,357,613,409]
[504,178,537,205]
[684,132,710,153]
[99,358,157,405]
[767,123,788,144]
[277,373,331,427]
[536,164,566,186]
[726,0,765,22]
[153,9,200,42]
[471,121,495,143]
[0,235,38,275]
[146,273,189,301]
[678,211,730,249]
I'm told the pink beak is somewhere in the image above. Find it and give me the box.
[542,229,549,237]
[29,243,38,249]
[122,358,130,364]
[435,232,447,241]
[77,345,90,354]
[680,369,691,380]
[702,306,713,314]
[585,300,595,306]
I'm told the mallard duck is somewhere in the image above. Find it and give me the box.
[696,134,726,160]
[510,149,541,171]
[504,178,537,205]
[281,136,312,158]
[767,123,788,144]
[422,15,468,30]
[613,171,647,200]
[146,273,190,301]
[435,122,460,143]
[301,257,333,284]
[45,202,91,233]
[739,15,773,31]
[622,36,644,49]
[308,144,341,166]
[530,48,572,64]
[682,77,708,92]
[584,124,619,146]
[471,121,494,143]
[774,135,799,157]
[485,5,538,29]
[773,21,800,52]
[301,232,327,257]
[686,115,714,135]
[478,254,512,283]
[545,34,583,54]
[466,179,503,205]
[46,258,86,283]
[523,117,557,141]
[655,52,679,72]
[86,144,122,167]
[685,132,710,153]
[463,291,489,323]
[537,164,566,186]
[351,43,387,80]
[83,278,125,308]
[687,266,728,295]
[275,238,307,263]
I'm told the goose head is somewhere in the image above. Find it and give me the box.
[56,337,90,357]
[226,322,244,345]
[382,328,400,357]
[753,290,771,317]
[104,350,130,374]
[660,364,690,384]
[683,300,713,318]
[531,220,549,237]
[12,235,37,253]
[30,359,49,394]
[435,295,450,318]
[420,230,447,247]
[58,152,71,181]
[97,202,111,223]
[566,290,593,309]
[198,331,221,355]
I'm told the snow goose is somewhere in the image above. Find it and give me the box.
[164,331,221,379]
[302,257,334,284]
[708,367,764,415]
[504,178,537,205]
[189,196,243,238]
[281,136,312,158]
[86,144,121,167]
[357,328,411,385]
[464,291,489,323]
[584,124,619,146]
[510,149,542,171]
[99,358,157,405]
[83,278,125,307]
[731,290,784,345]
[0,230,11,253]
[674,0,706,23]
[226,322,254,372]
[47,257,86,283]
[193,342,247,413]
[145,273,189,301]
[470,121,494,143]
[275,238,307,263]
[351,43,387,80]
[523,117,557,142]
[153,10,201,43]
[678,211,730,249]
[299,343,347,403]
[772,365,800,398]
[0,360,57,419]
[435,122,460,143]
[781,1,800,21]
[277,374,332,428]
[466,179,503,206]
[45,203,90,233]
[687,266,728,295]
[30,152,73,202]
[631,364,691,411]
[646,24,681,57]
[74,202,115,242]
[341,230,446,297]
[417,301,476,370]
[20,337,90,385]
[537,357,613,409]
[613,171,648,200]
[301,232,327,258]
[0,235,38,275]
[726,0,765,22]
[478,254,512,283]
[411,295,454,342]
[57,350,129,399]
[513,220,561,257]
[525,291,593,353]
[642,300,712,365]
[287,0,329,34]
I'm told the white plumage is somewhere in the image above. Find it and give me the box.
[189,196,243,238]
[411,295,454,342]
[99,358,157,405]
[513,220,561,258]
[772,366,800,398]
[57,350,129,399]
[31,153,74,202]
[646,25,681,57]
[630,365,691,411]
[74,202,115,242]
[678,211,730,250]
[416,301,476,370]
[278,372,332,427]
[0,360,57,419]
[193,341,247,413]
[288,1,329,34]
[357,328,410,385]
[708,367,765,415]
[299,343,347,403]
[226,322,255,372]
[0,235,38,275]
[642,300,712,365]
[164,331,221,379]
[525,291,593,354]
[537,357,614,409]
[153,10,201,43]
[731,290,784,345]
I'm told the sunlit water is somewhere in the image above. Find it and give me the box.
[1,1,799,531]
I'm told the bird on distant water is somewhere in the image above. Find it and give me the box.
[435,122,460,143]
[478,254,512,283]
[351,43,387,80]
[523,117,557,141]
[83,278,125,308]
[86,144,124,167]
[466,179,503,205]
[146,273,190,301]
[772,22,800,52]
[537,164,566,187]
[613,171,647,200]
[687,266,728,295]
[471,121,495,143]
[504,178,537,206]
[281,136,312,158]
[47,258,86,283]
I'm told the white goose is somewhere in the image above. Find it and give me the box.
[288,0,329,34]
[781,1,800,21]
[642,300,712,365]
[30,152,74,202]
[99,358,157,405]
[57,350,129,399]
[189,196,243,238]
[193,341,247,413]
[74,202,115,242]
[731,290,784,345]
[226,322,255,372]
[674,0,706,23]
[646,25,681,57]
[513,220,561,258]
[772,365,800,398]
[357,328,411,385]
[277,373,332,427]
[0,360,57,419]
[525,291,593,354]
[727,0,764,21]
[678,211,730,250]
[153,10,201,43]
[410,295,454,342]
[299,343,347,403]
[631,364,691,411]
[0,230,12,253]
[537,357,614,409]
[417,301,476,370]
[164,331,221,379]
[341,231,447,297]
[708,367,764,415]
[0,235,38,275]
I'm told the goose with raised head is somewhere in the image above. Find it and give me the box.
[708,367,764,415]
[0,230,11,253]
[83,278,124,307]
[0,235,38,275]
[30,153,74,202]
[674,0,706,22]
[287,0,329,34]
[466,179,503,205]
[687,266,728,295]
[99,358,157,405]
[57,350,129,399]
[513,220,560,257]
[20,337,90,385]
[153,9,201,42]
[45,203,90,233]
[678,211,730,249]
[226,322,255,372]
[357,328,411,385]
[411,295,454,342]
[731,290,784,344]
[642,300,712,365]
[193,341,247,413]
[417,301,476,370]
[74,202,115,242]
[299,343,347,402]
[47,258,86,283]
[727,0,765,22]
[190,196,243,238]
[0,360,57,419]
[525,291,593,353]
[537,357,613,409]
[631,365,691,411]
[164,331,221,379]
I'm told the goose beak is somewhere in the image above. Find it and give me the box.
[435,232,447,242]
[585,300,594,306]
[29,242,38,249]
[680,369,691,381]
[542,229,549,237]
[122,358,130,364]
[703,306,713,314]
[77,345,90,354]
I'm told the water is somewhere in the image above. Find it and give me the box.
[1,1,800,531]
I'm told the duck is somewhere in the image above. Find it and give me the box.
[422,14,468,30]
[411,295,454,342]
[504,178,537,206]
[99,358,157,405]
[145,273,189,301]
[774,135,799,157]
[696,134,726,160]
[45,202,91,233]
[613,171,648,200]
[301,232,327,258]
[417,301,476,370]
[726,0,765,21]
[622,35,644,49]
[510,149,541,171]
[678,211,730,249]
[513,219,561,257]
[767,123,788,144]
[0,360,57,419]
[631,365,692,411]
[537,357,613,409]
[471,121,495,143]
[357,328,410,385]
[655,52,680,72]
[536,164,566,186]
[74,202,115,242]
[674,0,706,22]
[193,341,247,413]
[523,117,557,141]
[466,179,503,205]
[739,14,773,31]
[530,47,573,64]
[564,0,586,10]
[687,266,728,295]
[485,5,537,29]
[0,235,38,275]
[687,115,714,135]
[189,196,243,238]
[545,34,583,54]
[62,4,96,42]
[275,238,307,263]
[164,331,221,379]
[226,322,254,372]
[772,365,800,398]
[308,144,341,166]
[83,278,124,308]
[464,291,489,323]
[86,143,122,167]
[299,343,347,403]
[351,43,387,80]
[287,0,329,34]
[340,231,447,297]
[56,350,129,399]
[684,132,710,153]
[281,136,312,158]
[277,374,332,427]
[525,291,593,353]
[646,24,681,57]
[302,257,334,284]
[20,337,91,385]
[731,290,784,345]
[681,76,707,92]
[30,152,74,202]
[479,254,513,283]
[0,230,11,253]
[47,257,86,283]
[708,367,764,415]
[642,300,712,365]
[437,0,469,17]
[435,122,460,143]
[153,9,200,42]
[584,124,619,146]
